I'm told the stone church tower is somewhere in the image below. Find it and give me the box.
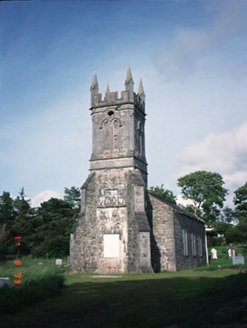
[70,68,153,273]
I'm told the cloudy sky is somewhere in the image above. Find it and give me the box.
[1,0,247,207]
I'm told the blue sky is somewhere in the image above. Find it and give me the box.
[1,0,247,207]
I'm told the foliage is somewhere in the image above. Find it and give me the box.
[31,198,75,257]
[207,236,225,247]
[0,191,15,225]
[11,188,36,254]
[0,192,15,250]
[234,182,247,220]
[149,184,177,204]
[225,219,247,244]
[177,171,228,223]
[211,221,233,236]
[0,258,65,314]
[0,187,79,258]
[64,186,81,214]
[224,182,247,244]
[220,206,235,223]
[183,204,202,217]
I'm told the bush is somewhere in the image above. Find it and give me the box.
[31,236,69,258]
[0,257,65,314]
[0,275,64,314]
[207,236,225,247]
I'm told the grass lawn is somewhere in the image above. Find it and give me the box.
[1,266,247,328]
[1,248,247,328]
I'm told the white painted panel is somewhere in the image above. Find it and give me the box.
[104,234,120,258]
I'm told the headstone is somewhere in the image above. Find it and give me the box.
[211,248,218,259]
[228,249,235,258]
[0,277,11,288]
[232,255,245,265]
[55,259,62,266]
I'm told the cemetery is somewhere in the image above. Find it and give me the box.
[0,246,247,327]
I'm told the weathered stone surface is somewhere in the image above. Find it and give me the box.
[69,69,207,274]
[70,167,152,274]
[149,194,207,271]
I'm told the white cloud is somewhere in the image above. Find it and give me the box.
[31,190,64,208]
[156,0,247,81]
[176,194,193,207]
[178,121,247,192]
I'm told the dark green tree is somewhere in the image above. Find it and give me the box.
[0,191,15,253]
[225,222,247,244]
[64,186,81,213]
[233,182,247,220]
[211,221,233,236]
[32,198,75,257]
[0,191,15,225]
[226,182,247,244]
[177,171,228,223]
[148,184,177,204]
[11,188,35,254]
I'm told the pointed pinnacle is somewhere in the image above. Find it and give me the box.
[90,71,99,91]
[105,83,110,94]
[125,66,134,85]
[138,78,145,96]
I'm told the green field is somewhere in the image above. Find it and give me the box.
[1,249,247,328]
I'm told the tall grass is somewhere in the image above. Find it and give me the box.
[0,257,66,314]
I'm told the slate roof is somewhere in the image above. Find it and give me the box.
[148,193,205,224]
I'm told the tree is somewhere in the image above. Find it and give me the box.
[0,191,15,225]
[32,198,75,257]
[0,191,15,253]
[64,186,81,213]
[177,171,228,223]
[149,184,177,204]
[220,206,235,223]
[226,182,247,244]
[233,182,247,220]
[211,221,233,236]
[183,204,203,218]
[11,188,35,254]
[225,222,247,244]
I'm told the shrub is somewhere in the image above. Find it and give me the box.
[0,258,65,314]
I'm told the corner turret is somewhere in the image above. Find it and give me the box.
[138,78,145,103]
[90,71,99,106]
[90,67,145,111]
[125,66,134,100]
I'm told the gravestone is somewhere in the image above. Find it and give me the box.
[0,277,11,288]
[211,248,218,259]
[232,255,245,265]
[228,249,235,258]
[55,259,62,266]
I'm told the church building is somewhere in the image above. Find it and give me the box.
[69,68,207,273]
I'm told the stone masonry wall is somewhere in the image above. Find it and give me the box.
[149,194,177,272]
[148,194,207,272]
[70,168,152,274]
[174,212,207,270]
